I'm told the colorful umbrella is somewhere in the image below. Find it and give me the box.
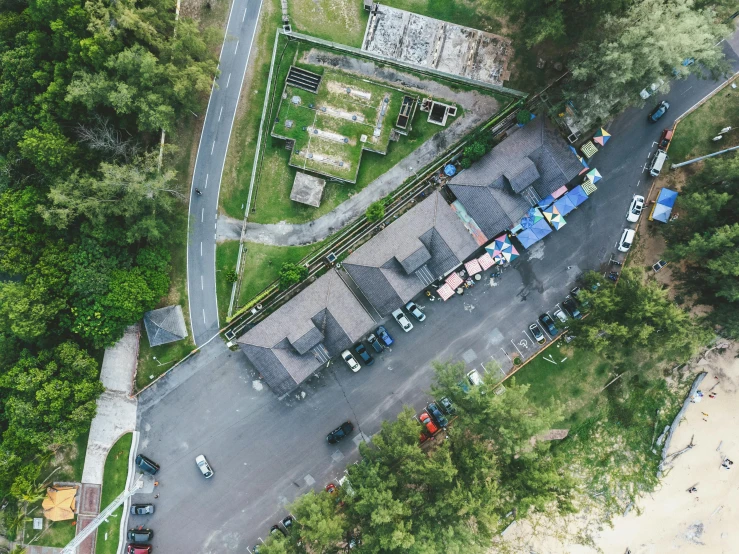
[501,244,519,262]
[567,185,589,206]
[465,259,482,276]
[437,283,455,301]
[569,145,590,171]
[553,194,577,216]
[586,168,602,183]
[445,272,463,289]
[593,128,611,146]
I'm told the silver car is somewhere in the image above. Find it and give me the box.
[196,455,214,478]
[405,301,426,321]
[392,308,414,332]
[626,195,644,223]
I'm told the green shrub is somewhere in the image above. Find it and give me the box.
[279,262,309,289]
[365,201,385,222]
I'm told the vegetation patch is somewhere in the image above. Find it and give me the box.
[95,433,133,554]
[289,0,369,48]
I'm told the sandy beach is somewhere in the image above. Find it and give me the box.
[503,342,739,554]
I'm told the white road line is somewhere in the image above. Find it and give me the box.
[500,348,511,362]
[219,106,223,121]
[203,309,206,324]
[201,208,204,222]
[226,73,231,88]
[235,39,239,53]
[636,179,641,187]
[211,140,216,155]
[243,8,247,21]
[510,339,523,356]
[215,222,217,230]
[201,275,204,290]
[204,174,209,188]
[200,242,203,256]
[480,363,488,373]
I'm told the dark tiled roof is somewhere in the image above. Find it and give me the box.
[143,305,188,347]
[290,326,324,355]
[447,184,513,239]
[503,156,540,193]
[344,192,478,314]
[239,344,298,397]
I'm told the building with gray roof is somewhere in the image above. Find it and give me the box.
[237,270,374,396]
[143,305,188,347]
[448,117,582,239]
[343,191,478,317]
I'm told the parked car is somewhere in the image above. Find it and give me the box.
[281,515,294,532]
[405,301,426,322]
[127,529,153,542]
[466,369,483,387]
[529,323,545,344]
[327,421,354,444]
[539,313,559,337]
[648,100,670,122]
[375,326,394,346]
[419,412,439,435]
[626,195,645,223]
[553,308,568,325]
[341,350,361,373]
[130,504,154,516]
[195,455,213,478]
[338,475,355,497]
[618,228,636,252]
[570,287,590,310]
[270,525,287,537]
[653,259,668,272]
[392,308,414,332]
[658,128,673,148]
[367,333,383,353]
[562,297,582,319]
[639,79,664,99]
[135,454,159,476]
[126,545,152,554]
[439,397,456,416]
[427,402,448,427]
[354,343,374,365]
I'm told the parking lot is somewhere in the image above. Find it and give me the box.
[128,47,739,553]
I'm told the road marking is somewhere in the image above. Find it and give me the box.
[226,73,231,88]
[510,339,523,356]
[500,348,511,362]
[201,208,204,222]
[202,309,206,324]
[215,222,217,230]
[201,275,204,290]
[219,106,223,121]
[636,179,641,187]
[204,174,209,189]
[235,39,239,53]
[211,140,216,155]
[200,242,202,256]
[243,8,247,21]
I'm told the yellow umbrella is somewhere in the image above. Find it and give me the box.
[42,486,77,521]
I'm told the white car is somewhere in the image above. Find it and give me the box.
[553,308,568,325]
[618,229,636,252]
[627,195,645,223]
[392,308,414,332]
[195,455,214,478]
[405,301,426,321]
[466,369,483,387]
[341,350,361,372]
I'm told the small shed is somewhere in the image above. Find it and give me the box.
[143,305,188,347]
[290,172,326,208]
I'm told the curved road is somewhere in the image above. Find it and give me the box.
[187,0,264,345]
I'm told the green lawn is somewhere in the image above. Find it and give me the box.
[136,333,195,392]
[668,79,739,162]
[289,0,369,47]
[95,433,133,554]
[236,241,326,307]
[216,240,241,323]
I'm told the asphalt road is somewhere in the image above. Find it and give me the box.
[187,0,264,346]
[133,44,739,553]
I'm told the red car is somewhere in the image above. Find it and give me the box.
[419,412,439,435]
[127,545,152,554]
[658,128,673,148]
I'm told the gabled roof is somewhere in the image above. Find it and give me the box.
[237,270,374,396]
[143,305,188,347]
[344,191,478,316]
[448,117,582,239]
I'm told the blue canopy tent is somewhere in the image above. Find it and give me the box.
[553,194,577,216]
[444,164,457,177]
[567,185,589,207]
[516,218,553,249]
[537,194,556,208]
[651,188,679,222]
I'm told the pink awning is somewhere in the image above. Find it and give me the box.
[465,259,482,276]
[446,272,463,289]
[437,284,455,301]
[552,185,568,199]
[478,252,494,270]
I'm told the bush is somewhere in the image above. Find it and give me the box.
[463,141,487,162]
[514,357,522,366]
[279,262,309,289]
[226,269,238,283]
[365,201,385,222]
[459,157,473,169]
[517,109,532,125]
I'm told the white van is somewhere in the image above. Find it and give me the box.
[649,150,668,177]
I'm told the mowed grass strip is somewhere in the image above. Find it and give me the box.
[668,80,739,162]
[95,433,133,554]
[289,0,369,47]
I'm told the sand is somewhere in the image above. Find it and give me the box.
[503,342,739,554]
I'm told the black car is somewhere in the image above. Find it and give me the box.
[354,343,374,365]
[539,313,559,337]
[127,529,153,542]
[270,524,287,537]
[327,421,354,444]
[135,454,159,475]
[367,333,383,353]
[375,326,394,346]
[570,286,590,309]
[281,515,294,533]
[562,298,582,319]
[648,100,670,122]
[130,504,154,516]
[427,402,448,428]
[439,397,456,416]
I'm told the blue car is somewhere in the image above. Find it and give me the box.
[427,402,448,427]
[648,100,670,123]
[376,326,394,346]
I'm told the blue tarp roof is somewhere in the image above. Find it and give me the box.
[567,185,589,207]
[517,218,553,249]
[537,194,556,208]
[652,203,673,223]
[553,195,577,216]
[657,188,678,208]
